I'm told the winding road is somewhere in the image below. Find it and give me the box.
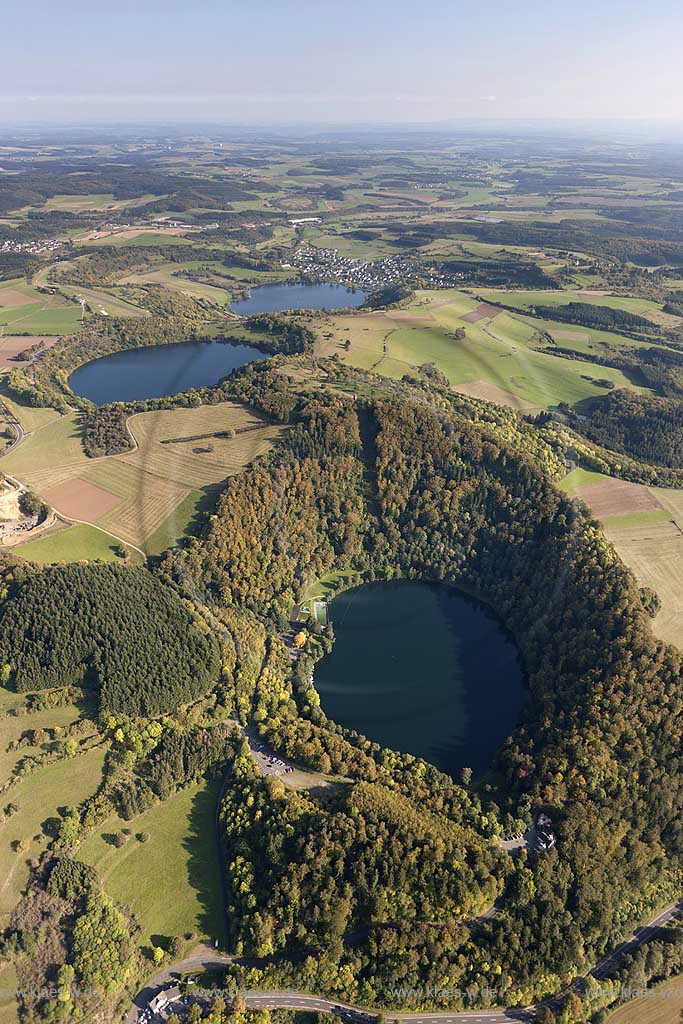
[0,400,24,455]
[129,899,683,1023]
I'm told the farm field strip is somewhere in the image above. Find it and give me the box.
[562,468,683,648]
[1,402,283,553]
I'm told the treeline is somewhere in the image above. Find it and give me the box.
[8,286,313,422]
[536,335,683,399]
[0,563,221,715]
[163,397,368,623]
[534,300,654,331]
[51,244,201,287]
[6,856,135,1021]
[78,316,312,456]
[437,256,558,289]
[363,283,413,308]
[81,404,131,456]
[50,244,278,290]
[115,720,239,819]
[567,388,683,469]
[0,156,276,215]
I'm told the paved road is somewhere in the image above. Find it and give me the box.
[130,899,683,1023]
[0,402,24,455]
[590,901,683,980]
[128,949,531,1023]
[243,992,532,1022]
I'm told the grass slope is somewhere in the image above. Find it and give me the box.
[77,778,224,948]
[317,290,642,410]
[17,523,142,564]
[0,745,106,926]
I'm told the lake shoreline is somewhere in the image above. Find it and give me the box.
[313,579,526,779]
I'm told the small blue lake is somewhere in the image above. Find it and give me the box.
[231,282,367,314]
[68,339,267,405]
[314,581,525,778]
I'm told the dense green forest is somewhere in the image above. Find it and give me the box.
[0,563,220,714]
[570,388,683,468]
[155,369,683,1007]
[533,300,653,331]
[7,134,683,1024]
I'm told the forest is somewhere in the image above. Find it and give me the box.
[7,132,683,1024]
[570,388,683,468]
[154,367,683,1008]
[0,562,220,715]
[533,300,653,331]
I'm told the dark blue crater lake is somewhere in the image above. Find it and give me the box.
[314,581,525,778]
[68,339,267,405]
[231,282,367,314]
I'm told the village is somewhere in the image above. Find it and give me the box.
[289,244,460,292]
[0,237,62,255]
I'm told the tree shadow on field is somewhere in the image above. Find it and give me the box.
[182,778,226,948]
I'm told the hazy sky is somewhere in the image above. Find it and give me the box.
[2,0,683,124]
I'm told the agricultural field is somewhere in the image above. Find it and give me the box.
[561,467,683,648]
[316,289,642,410]
[607,973,683,1024]
[0,335,58,369]
[79,229,195,247]
[77,778,225,949]
[56,283,149,318]
[0,387,61,433]
[1,402,284,555]
[0,279,83,334]
[17,521,143,563]
[5,127,683,1024]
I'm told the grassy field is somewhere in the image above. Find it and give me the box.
[0,745,106,927]
[607,973,683,1023]
[300,568,359,604]
[0,697,92,796]
[561,467,683,648]
[2,402,283,554]
[316,290,642,411]
[0,279,83,334]
[77,778,225,949]
[80,230,194,248]
[0,963,18,1024]
[17,522,144,563]
[0,695,102,1024]
[57,283,149,318]
[476,288,667,317]
[0,387,61,433]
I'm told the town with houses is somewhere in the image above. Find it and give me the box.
[0,237,62,255]
[289,244,460,291]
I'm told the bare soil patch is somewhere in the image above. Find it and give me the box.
[0,484,21,521]
[42,477,120,520]
[453,380,541,412]
[460,302,502,323]
[577,479,663,519]
[0,335,58,367]
[0,289,35,309]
